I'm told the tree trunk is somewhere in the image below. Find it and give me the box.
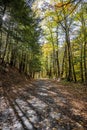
[65,27,73,81]
[56,26,60,78]
[48,26,56,77]
[56,50,60,78]
[61,1,73,81]
[72,56,77,82]
[81,10,87,84]
[2,31,9,63]
[80,43,84,82]
[61,45,67,78]
[0,30,3,57]
[84,42,87,84]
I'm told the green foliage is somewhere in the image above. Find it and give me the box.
[0,0,42,78]
[39,0,87,82]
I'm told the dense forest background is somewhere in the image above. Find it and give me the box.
[0,0,87,84]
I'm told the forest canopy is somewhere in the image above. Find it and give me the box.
[0,0,87,83]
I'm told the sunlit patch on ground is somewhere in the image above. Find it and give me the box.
[27,95,48,111]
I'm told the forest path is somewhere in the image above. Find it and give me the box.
[0,79,87,130]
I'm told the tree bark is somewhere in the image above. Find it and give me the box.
[65,27,73,81]
[61,45,67,78]
[56,26,60,78]
[2,31,9,63]
[80,43,84,82]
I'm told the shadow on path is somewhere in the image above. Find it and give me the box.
[0,79,87,130]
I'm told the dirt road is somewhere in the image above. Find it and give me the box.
[0,79,87,130]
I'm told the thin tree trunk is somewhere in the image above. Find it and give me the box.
[56,26,60,78]
[48,26,56,77]
[65,27,73,81]
[80,43,84,82]
[56,50,60,78]
[0,30,3,57]
[61,45,67,78]
[2,31,9,63]
[84,42,87,84]
[81,10,87,84]
[72,56,77,82]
